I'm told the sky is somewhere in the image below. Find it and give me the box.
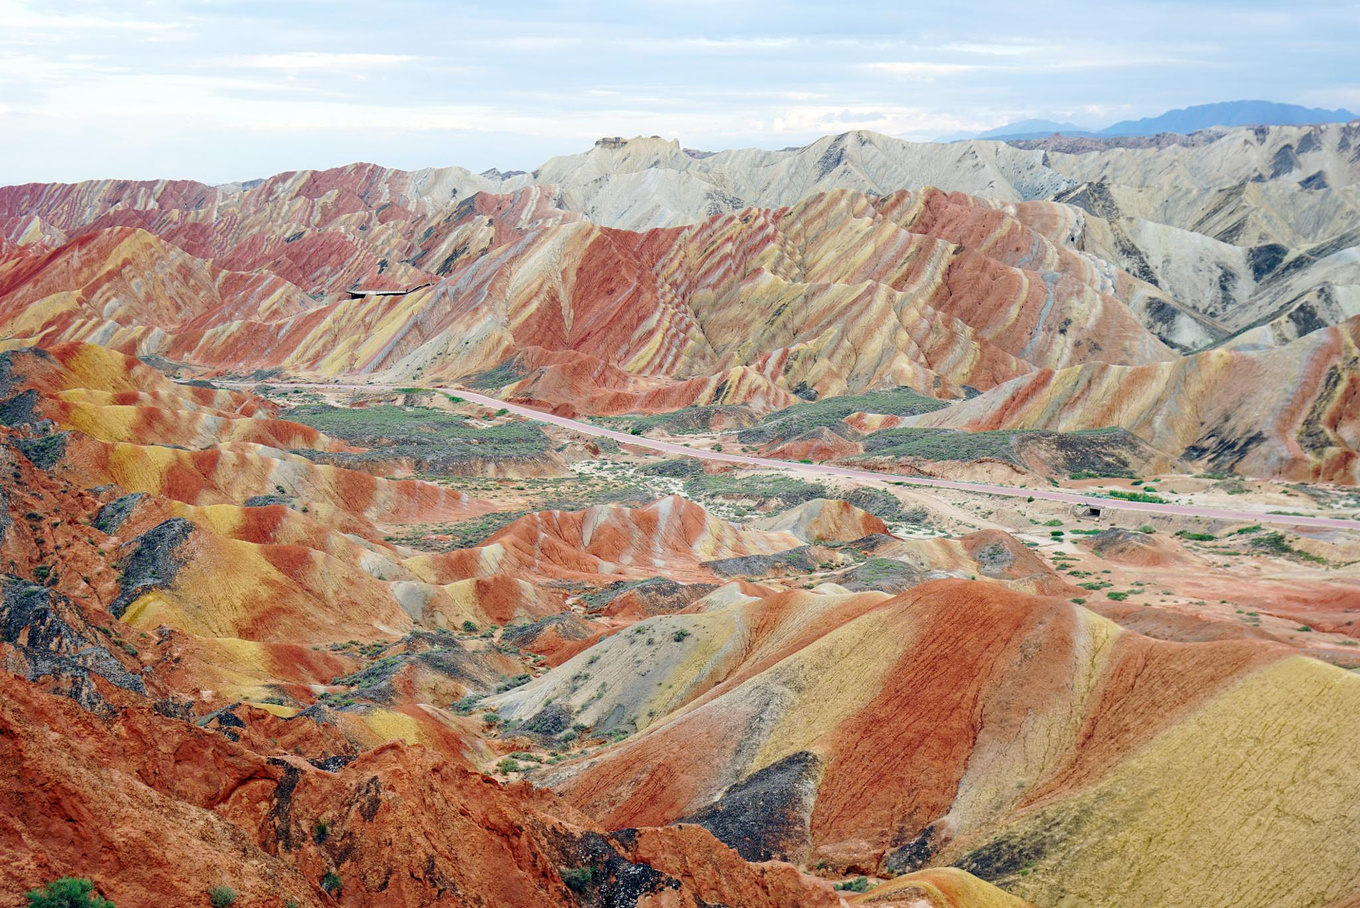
[1,0,1357,184]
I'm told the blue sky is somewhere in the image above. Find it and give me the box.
[1,0,1357,184]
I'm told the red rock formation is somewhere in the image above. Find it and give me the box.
[0,671,842,908]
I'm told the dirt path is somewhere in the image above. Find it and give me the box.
[230,381,1360,531]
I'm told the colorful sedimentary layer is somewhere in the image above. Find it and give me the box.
[524,580,1360,907]
[908,314,1360,482]
[2,125,1359,908]
[0,182,1178,411]
[0,669,844,908]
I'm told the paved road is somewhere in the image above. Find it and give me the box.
[230,381,1360,531]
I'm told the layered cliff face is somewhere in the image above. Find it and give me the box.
[0,185,1177,407]
[8,123,1353,352]
[521,580,1360,907]
[3,128,1358,480]
[0,667,851,908]
[906,315,1360,483]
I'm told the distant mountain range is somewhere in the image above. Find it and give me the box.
[956,100,1358,142]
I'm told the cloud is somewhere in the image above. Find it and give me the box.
[937,40,1049,57]
[768,104,990,140]
[0,0,180,33]
[233,52,419,70]
[618,35,800,54]
[459,36,585,51]
[860,62,985,80]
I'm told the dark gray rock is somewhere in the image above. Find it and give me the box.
[110,518,195,618]
[0,576,146,713]
[93,493,147,535]
[679,751,822,862]
[15,431,68,469]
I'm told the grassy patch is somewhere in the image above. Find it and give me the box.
[1252,531,1327,564]
[683,472,828,510]
[857,427,1022,463]
[739,387,948,445]
[593,405,753,436]
[288,404,550,474]
[1105,489,1167,503]
[1176,531,1216,542]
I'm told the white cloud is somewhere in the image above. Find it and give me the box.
[938,41,1048,57]
[769,104,989,140]
[0,0,180,33]
[233,52,419,71]
[461,36,584,51]
[860,62,984,80]
[617,35,800,54]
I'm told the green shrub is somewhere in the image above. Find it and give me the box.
[1106,591,1130,601]
[561,866,594,893]
[1253,531,1327,564]
[1043,519,1063,527]
[834,877,871,893]
[1105,489,1166,503]
[497,757,522,773]
[462,620,478,633]
[672,628,691,643]
[1137,525,1155,534]
[321,872,342,894]
[208,886,236,908]
[25,878,115,908]
[1176,531,1216,542]
[313,818,329,844]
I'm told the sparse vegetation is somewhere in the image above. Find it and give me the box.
[208,886,236,908]
[25,879,114,908]
[1105,489,1166,503]
[561,866,594,893]
[1253,531,1327,564]
[738,387,947,446]
[683,472,828,510]
[285,403,549,463]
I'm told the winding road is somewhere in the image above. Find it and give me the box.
[229,381,1360,531]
